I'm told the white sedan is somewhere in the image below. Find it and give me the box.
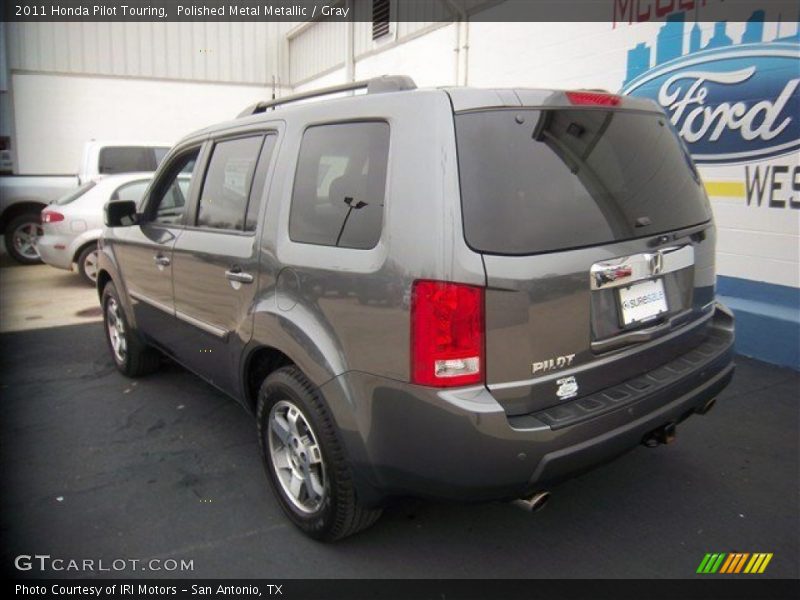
[38,173,153,284]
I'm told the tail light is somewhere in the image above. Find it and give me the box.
[410,280,484,387]
[565,90,621,107]
[41,211,65,223]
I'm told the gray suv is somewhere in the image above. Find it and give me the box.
[98,76,735,541]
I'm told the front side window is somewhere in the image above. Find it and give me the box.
[148,149,200,225]
[196,136,263,231]
[110,179,151,206]
[289,122,389,249]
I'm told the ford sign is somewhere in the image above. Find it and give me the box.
[622,43,800,164]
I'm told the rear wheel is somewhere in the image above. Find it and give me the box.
[256,366,381,541]
[77,244,99,285]
[102,282,160,377]
[5,213,43,264]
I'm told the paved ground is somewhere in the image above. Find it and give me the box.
[0,254,101,332]
[0,264,798,579]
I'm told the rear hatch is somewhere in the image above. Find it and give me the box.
[453,91,717,416]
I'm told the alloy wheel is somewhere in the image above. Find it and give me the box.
[106,297,127,364]
[267,400,327,514]
[83,249,99,283]
[12,221,43,260]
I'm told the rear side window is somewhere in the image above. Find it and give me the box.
[289,122,389,249]
[54,181,96,206]
[196,136,264,231]
[455,109,710,255]
[245,134,277,232]
[98,146,169,175]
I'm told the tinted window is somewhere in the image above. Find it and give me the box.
[54,181,96,206]
[289,122,389,249]
[110,179,151,206]
[150,150,199,225]
[245,134,277,232]
[98,146,169,174]
[455,109,710,255]
[196,136,263,231]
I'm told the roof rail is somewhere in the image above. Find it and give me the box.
[237,75,417,118]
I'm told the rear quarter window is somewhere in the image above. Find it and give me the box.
[289,121,389,250]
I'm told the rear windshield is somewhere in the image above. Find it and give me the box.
[455,108,710,255]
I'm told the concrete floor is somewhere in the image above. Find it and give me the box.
[0,253,102,332]
[0,263,798,579]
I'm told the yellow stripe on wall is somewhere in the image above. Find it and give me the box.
[704,180,746,198]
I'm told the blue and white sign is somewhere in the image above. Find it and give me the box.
[623,43,800,164]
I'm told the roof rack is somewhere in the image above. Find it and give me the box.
[237,75,417,118]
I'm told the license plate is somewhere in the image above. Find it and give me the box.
[618,279,668,327]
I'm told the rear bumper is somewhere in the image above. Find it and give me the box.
[320,304,735,506]
[37,234,74,270]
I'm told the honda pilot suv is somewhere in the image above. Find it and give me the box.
[98,76,735,541]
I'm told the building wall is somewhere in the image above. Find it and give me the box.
[11,72,270,173]
[5,21,281,85]
[2,21,285,173]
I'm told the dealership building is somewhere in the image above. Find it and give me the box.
[1,0,797,368]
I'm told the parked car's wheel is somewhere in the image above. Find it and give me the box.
[5,213,43,264]
[102,282,160,377]
[77,244,99,285]
[257,366,381,541]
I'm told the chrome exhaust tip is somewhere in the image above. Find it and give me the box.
[696,397,717,415]
[512,491,550,513]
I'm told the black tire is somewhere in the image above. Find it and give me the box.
[77,243,99,286]
[256,366,381,541]
[4,213,43,265]
[101,282,161,377]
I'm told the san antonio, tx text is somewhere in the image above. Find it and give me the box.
[16,584,282,596]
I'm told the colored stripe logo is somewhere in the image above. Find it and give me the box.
[697,552,773,574]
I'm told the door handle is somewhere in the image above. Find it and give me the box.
[154,254,171,268]
[225,269,254,284]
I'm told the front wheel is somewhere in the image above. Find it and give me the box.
[5,213,43,264]
[102,282,160,377]
[256,366,381,541]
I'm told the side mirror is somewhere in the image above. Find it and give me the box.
[105,200,139,227]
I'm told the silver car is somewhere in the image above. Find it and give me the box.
[39,173,153,284]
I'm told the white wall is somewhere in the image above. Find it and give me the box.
[6,21,282,85]
[12,72,270,173]
[354,23,458,87]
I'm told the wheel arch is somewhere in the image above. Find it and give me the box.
[243,307,348,414]
[73,237,100,264]
[241,345,295,413]
[0,201,47,233]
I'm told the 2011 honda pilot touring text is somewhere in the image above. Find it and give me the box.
[98,76,735,541]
